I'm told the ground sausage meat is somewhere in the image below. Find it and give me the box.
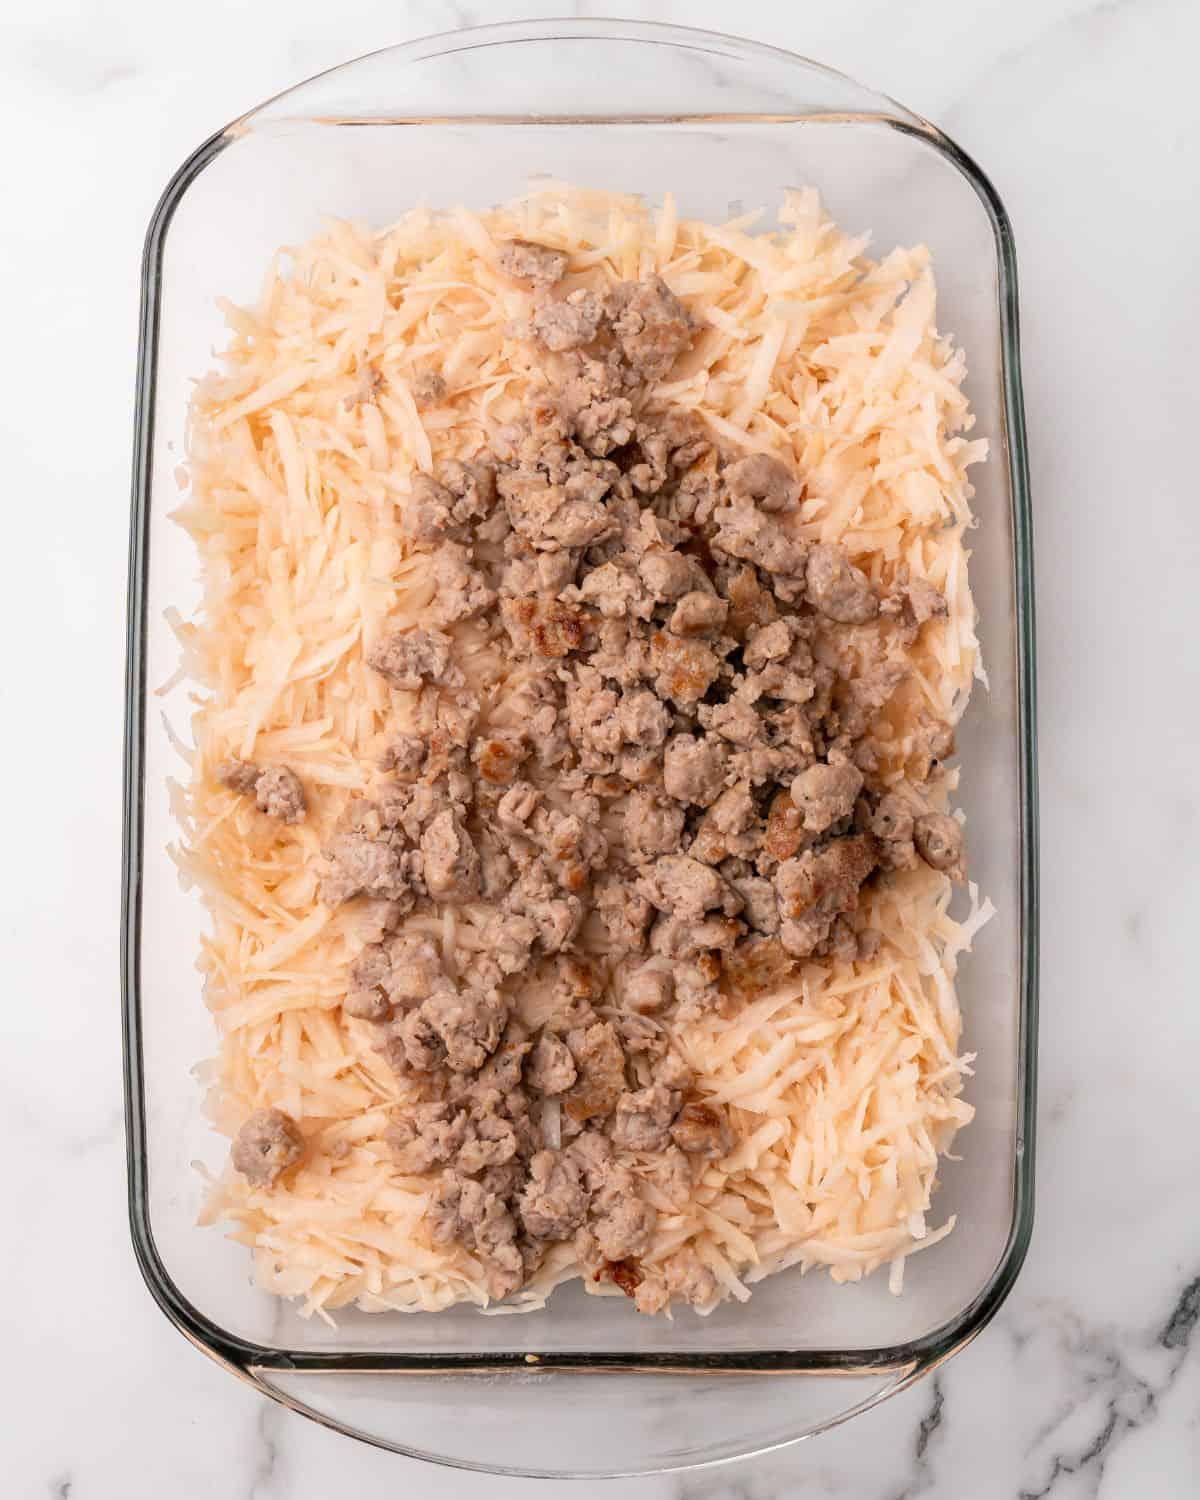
[420,809,480,902]
[605,275,696,379]
[806,544,879,624]
[670,1101,733,1160]
[531,289,603,352]
[497,238,569,286]
[591,1188,656,1261]
[639,549,694,601]
[624,791,686,862]
[254,766,306,824]
[419,983,508,1072]
[611,1085,680,1153]
[386,1102,470,1175]
[218,760,306,823]
[563,1020,627,1124]
[518,1150,588,1239]
[231,1108,304,1187]
[870,793,918,870]
[527,1034,577,1095]
[914,812,966,881]
[638,855,728,920]
[668,591,728,638]
[723,453,800,512]
[776,835,879,958]
[789,760,863,835]
[320,833,419,907]
[426,1171,523,1299]
[663,734,728,806]
[309,266,970,1314]
[217,758,261,795]
[367,628,462,690]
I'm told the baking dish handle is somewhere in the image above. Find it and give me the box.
[245,1361,926,1477]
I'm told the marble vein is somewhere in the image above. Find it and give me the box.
[888,1376,946,1500]
[1160,1277,1200,1352]
[1013,1285,1200,1499]
[246,1401,283,1500]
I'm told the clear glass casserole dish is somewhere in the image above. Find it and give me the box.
[122,18,1038,1478]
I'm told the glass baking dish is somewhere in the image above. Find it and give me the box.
[122,18,1038,1478]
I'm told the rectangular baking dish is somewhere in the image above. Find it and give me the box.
[122,19,1038,1478]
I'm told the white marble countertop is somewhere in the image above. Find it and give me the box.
[3,0,1198,1494]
